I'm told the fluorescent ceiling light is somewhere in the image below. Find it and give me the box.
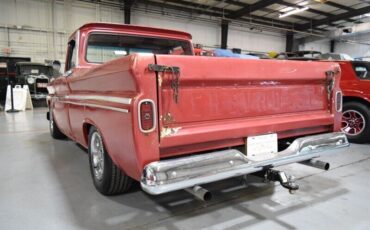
[279,7,309,18]
[280,7,294,13]
[298,1,309,6]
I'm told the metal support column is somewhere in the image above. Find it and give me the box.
[330,40,335,53]
[221,20,229,49]
[286,31,294,52]
[124,0,133,24]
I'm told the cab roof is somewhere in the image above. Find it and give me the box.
[69,22,192,41]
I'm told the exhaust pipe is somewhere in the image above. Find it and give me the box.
[300,159,330,170]
[185,185,212,201]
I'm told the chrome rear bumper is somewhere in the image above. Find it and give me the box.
[141,132,349,195]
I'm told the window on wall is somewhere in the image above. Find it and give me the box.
[86,33,192,63]
[353,62,370,80]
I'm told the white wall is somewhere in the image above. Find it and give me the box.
[132,12,221,48]
[298,33,370,58]
[334,32,370,58]
[228,26,285,53]
[132,11,286,52]
[0,0,287,66]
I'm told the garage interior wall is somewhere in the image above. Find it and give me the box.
[0,0,286,67]
[298,40,331,54]
[334,32,370,58]
[299,34,370,58]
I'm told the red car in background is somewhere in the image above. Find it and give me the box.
[339,61,370,143]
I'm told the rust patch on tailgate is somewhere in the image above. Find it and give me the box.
[161,127,181,138]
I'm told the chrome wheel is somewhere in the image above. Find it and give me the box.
[342,110,366,136]
[90,132,105,181]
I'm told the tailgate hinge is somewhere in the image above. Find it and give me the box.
[148,64,181,103]
[148,64,180,74]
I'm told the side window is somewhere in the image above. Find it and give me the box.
[354,65,370,80]
[66,40,76,72]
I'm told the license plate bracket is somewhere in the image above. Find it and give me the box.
[246,133,278,161]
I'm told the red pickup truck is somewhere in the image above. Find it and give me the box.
[339,61,370,143]
[47,23,348,199]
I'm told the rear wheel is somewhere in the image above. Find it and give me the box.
[49,107,66,139]
[341,102,370,143]
[88,127,133,195]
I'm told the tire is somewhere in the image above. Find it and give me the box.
[88,127,133,195]
[49,107,66,139]
[341,102,370,143]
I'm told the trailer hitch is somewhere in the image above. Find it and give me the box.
[254,168,299,194]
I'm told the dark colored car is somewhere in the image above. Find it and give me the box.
[0,56,31,101]
[15,62,53,100]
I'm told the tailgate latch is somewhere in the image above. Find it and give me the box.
[325,70,336,100]
[148,64,181,103]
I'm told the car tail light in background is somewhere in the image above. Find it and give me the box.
[139,99,156,133]
[336,91,343,112]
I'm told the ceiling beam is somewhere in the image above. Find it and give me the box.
[278,1,361,23]
[219,0,332,30]
[145,0,338,32]
[228,0,282,19]
[223,0,362,24]
[158,0,218,12]
[222,0,359,27]
[324,1,354,11]
[149,0,297,28]
[296,5,370,31]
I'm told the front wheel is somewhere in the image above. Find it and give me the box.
[341,102,370,143]
[88,127,133,195]
[49,107,66,139]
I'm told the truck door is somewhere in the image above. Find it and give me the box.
[52,40,76,137]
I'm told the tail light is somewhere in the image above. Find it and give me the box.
[139,99,156,133]
[336,91,343,112]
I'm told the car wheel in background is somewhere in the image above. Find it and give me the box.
[341,102,370,143]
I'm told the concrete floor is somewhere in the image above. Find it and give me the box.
[0,108,369,230]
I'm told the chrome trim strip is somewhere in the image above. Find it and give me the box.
[138,99,157,133]
[62,101,129,113]
[65,95,132,105]
[141,132,349,195]
[75,30,80,67]
[336,91,343,112]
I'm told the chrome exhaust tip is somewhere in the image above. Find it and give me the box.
[300,159,330,171]
[185,185,212,201]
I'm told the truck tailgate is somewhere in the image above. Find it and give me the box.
[154,55,338,156]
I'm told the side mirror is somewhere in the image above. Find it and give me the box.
[63,69,73,77]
